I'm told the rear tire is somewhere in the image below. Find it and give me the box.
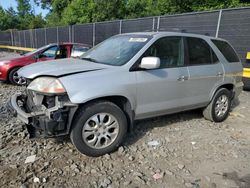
[203,88,231,122]
[70,100,128,157]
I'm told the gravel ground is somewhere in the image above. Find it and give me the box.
[1,52,250,188]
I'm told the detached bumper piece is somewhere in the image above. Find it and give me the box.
[7,91,78,138]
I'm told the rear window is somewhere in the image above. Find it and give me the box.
[186,37,219,66]
[212,39,239,62]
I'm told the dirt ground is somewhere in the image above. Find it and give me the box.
[0,52,250,188]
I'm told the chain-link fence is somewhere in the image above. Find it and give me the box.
[0,7,250,61]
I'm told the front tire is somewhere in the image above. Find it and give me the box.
[203,88,231,122]
[70,101,128,157]
[8,67,26,85]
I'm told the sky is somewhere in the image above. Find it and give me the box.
[0,0,49,17]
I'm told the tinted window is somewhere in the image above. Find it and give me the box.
[142,37,184,68]
[187,37,218,65]
[212,39,239,62]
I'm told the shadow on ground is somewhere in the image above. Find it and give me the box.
[223,171,250,188]
[124,109,203,147]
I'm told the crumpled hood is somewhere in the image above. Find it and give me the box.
[18,58,109,79]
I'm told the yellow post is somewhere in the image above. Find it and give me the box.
[246,52,250,60]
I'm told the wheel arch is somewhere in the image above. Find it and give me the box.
[70,95,135,132]
[210,83,234,101]
[7,66,23,82]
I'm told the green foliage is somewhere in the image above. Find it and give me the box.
[47,0,250,26]
[29,14,47,29]
[0,6,19,30]
[0,0,47,30]
[61,0,126,25]
[45,0,71,26]
[17,0,32,17]
[0,0,250,30]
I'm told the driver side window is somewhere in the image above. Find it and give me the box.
[40,46,58,58]
[142,36,184,68]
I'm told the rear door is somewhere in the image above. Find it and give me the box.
[211,39,242,86]
[184,37,224,106]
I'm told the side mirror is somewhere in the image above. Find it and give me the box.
[140,57,160,70]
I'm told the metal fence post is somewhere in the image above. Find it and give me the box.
[34,29,36,48]
[119,20,122,34]
[56,27,59,43]
[10,30,14,46]
[72,25,74,43]
[93,23,96,46]
[30,29,33,48]
[157,16,160,32]
[216,9,223,38]
[152,17,155,31]
[69,25,71,42]
[44,28,47,45]
[18,31,21,47]
[24,31,26,47]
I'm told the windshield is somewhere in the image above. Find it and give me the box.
[23,45,52,56]
[80,35,152,66]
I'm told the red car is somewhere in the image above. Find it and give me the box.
[0,43,91,85]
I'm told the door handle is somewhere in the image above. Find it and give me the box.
[177,76,188,81]
[217,72,223,76]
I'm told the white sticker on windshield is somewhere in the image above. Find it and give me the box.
[129,38,148,42]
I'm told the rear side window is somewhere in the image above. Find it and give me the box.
[212,39,239,62]
[186,37,218,66]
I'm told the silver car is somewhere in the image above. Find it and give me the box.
[8,32,243,156]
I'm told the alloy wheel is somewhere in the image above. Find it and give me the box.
[82,113,119,149]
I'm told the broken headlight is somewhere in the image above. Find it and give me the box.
[27,77,66,94]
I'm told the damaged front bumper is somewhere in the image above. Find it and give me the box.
[7,91,78,138]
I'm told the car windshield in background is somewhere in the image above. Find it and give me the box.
[80,35,152,66]
[23,45,51,56]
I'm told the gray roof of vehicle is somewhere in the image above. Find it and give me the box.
[119,32,225,41]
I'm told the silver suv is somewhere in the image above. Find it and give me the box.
[8,32,243,156]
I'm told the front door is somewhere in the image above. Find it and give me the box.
[37,45,58,62]
[135,36,189,119]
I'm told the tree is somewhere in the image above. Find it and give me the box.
[61,0,95,25]
[16,0,33,29]
[2,0,250,30]
[44,0,72,26]
[0,6,19,30]
[34,0,53,9]
[61,0,126,25]
[39,0,250,27]
[29,14,47,29]
[17,0,32,17]
[16,0,47,29]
